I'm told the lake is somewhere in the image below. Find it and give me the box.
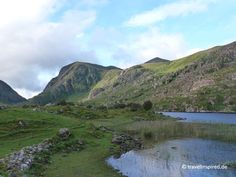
[161,112,236,124]
[107,138,236,177]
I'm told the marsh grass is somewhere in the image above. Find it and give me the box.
[122,120,236,144]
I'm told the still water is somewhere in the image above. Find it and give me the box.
[107,139,236,177]
[162,112,236,124]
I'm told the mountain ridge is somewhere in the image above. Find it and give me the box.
[30,41,236,111]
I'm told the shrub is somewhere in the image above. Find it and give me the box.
[143,100,153,111]
[113,103,126,109]
[57,100,67,106]
[127,103,142,111]
[143,131,153,139]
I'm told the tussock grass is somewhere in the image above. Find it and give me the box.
[122,120,236,144]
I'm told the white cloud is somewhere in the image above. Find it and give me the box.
[112,28,188,68]
[15,88,41,99]
[0,0,97,98]
[0,0,62,28]
[125,0,213,27]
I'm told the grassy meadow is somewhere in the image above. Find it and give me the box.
[0,104,236,176]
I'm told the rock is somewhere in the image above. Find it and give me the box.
[0,158,4,164]
[0,105,7,110]
[3,139,52,173]
[112,135,123,144]
[191,79,215,91]
[17,120,27,128]
[45,103,54,107]
[9,172,18,177]
[58,128,70,139]
[99,126,112,132]
[57,109,64,114]
[112,134,143,154]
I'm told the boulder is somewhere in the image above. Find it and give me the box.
[112,134,143,154]
[58,128,70,139]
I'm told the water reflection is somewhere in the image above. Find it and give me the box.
[107,139,236,177]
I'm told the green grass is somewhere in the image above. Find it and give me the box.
[142,51,209,75]
[44,134,122,177]
[93,69,121,89]
[66,92,89,102]
[0,107,80,157]
[1,105,236,177]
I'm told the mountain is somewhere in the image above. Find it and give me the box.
[31,62,121,104]
[0,80,26,104]
[87,41,236,112]
[145,57,169,64]
[32,41,236,112]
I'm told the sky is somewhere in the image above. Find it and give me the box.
[0,0,236,98]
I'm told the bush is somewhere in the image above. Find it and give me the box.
[143,131,153,139]
[57,100,67,106]
[143,100,153,111]
[127,103,142,111]
[113,103,126,109]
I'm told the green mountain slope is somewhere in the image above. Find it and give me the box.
[0,80,26,104]
[30,62,121,104]
[31,41,236,111]
[87,41,236,112]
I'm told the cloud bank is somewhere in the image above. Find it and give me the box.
[125,0,214,27]
[0,0,98,98]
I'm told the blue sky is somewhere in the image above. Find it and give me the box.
[0,0,236,98]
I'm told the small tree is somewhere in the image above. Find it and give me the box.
[143,100,153,111]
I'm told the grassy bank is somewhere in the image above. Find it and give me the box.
[0,105,236,176]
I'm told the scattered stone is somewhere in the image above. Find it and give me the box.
[58,128,70,139]
[0,105,7,110]
[112,134,143,154]
[9,172,18,177]
[191,79,215,91]
[17,120,27,128]
[45,103,55,107]
[1,128,82,177]
[2,140,52,173]
[99,126,113,132]
[57,109,64,114]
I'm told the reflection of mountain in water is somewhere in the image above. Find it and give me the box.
[107,138,236,177]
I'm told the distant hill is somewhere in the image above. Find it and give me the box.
[0,80,26,104]
[31,41,236,112]
[145,57,169,63]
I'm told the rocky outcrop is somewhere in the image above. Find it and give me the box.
[0,128,77,176]
[112,134,143,154]
[191,79,215,91]
[1,140,52,172]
